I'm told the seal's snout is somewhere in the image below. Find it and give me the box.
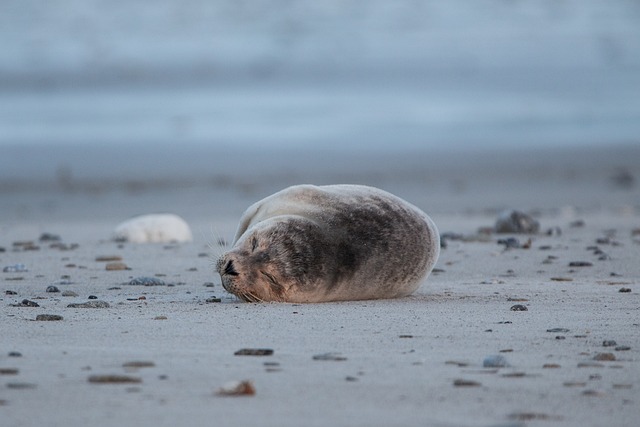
[223,259,239,276]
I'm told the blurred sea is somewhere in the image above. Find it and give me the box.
[1,0,639,182]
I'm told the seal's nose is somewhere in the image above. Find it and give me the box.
[222,259,239,276]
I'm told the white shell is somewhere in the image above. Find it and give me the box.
[113,214,193,243]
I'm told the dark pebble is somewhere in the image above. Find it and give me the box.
[312,352,347,361]
[619,288,631,293]
[122,361,155,368]
[39,233,61,242]
[6,382,37,389]
[453,379,481,387]
[128,277,166,286]
[206,297,222,303]
[13,299,39,308]
[569,261,593,267]
[546,328,570,333]
[545,227,562,236]
[615,346,631,351]
[88,375,142,384]
[555,336,566,340]
[203,282,215,287]
[233,348,273,356]
[67,300,110,308]
[498,238,521,249]
[483,355,509,368]
[234,348,274,356]
[0,368,19,375]
[95,255,123,262]
[35,314,63,321]
[8,352,22,357]
[510,304,528,311]
[88,295,98,299]
[603,340,617,347]
[570,220,585,228]
[5,290,17,295]
[45,286,60,293]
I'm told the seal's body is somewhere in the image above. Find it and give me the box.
[216,185,439,303]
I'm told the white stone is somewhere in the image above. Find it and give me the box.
[113,214,193,243]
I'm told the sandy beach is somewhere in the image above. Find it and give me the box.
[1,144,639,427]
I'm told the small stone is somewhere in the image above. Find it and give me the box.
[569,261,593,267]
[234,349,274,356]
[483,355,510,368]
[498,238,521,249]
[39,233,61,242]
[564,382,587,387]
[578,362,604,368]
[61,291,78,297]
[0,368,19,375]
[555,336,566,340]
[593,353,616,361]
[6,382,37,389]
[3,264,27,273]
[154,316,168,320]
[216,380,255,396]
[619,287,631,293]
[95,255,123,262]
[545,227,562,236]
[105,262,129,271]
[602,340,617,347]
[453,379,481,387]
[13,299,39,307]
[8,352,22,357]
[312,352,347,361]
[123,361,155,368]
[5,290,17,295]
[88,295,98,299]
[67,300,110,308]
[510,304,528,311]
[546,328,570,333]
[45,286,60,293]
[543,364,561,369]
[551,277,573,282]
[206,297,222,303]
[88,375,142,384]
[128,277,165,286]
[582,389,604,397]
[570,220,585,228]
[35,314,63,321]
[615,346,631,351]
[495,210,540,234]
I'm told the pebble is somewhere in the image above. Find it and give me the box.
[39,233,61,242]
[95,255,123,262]
[206,297,222,303]
[128,277,166,286]
[550,277,573,282]
[8,352,22,357]
[498,238,521,249]
[570,220,585,228]
[13,299,39,307]
[88,295,98,299]
[543,364,561,369]
[453,379,481,387]
[312,352,347,361]
[234,349,274,356]
[35,314,63,321]
[123,361,155,368]
[602,340,617,347]
[483,355,510,368]
[6,382,37,389]
[216,380,255,396]
[5,290,17,295]
[45,285,60,293]
[494,210,540,234]
[67,300,110,308]
[88,375,142,384]
[3,264,28,273]
[569,261,593,267]
[545,227,562,236]
[61,291,78,297]
[593,353,616,361]
[546,328,570,333]
[510,304,528,311]
[105,262,129,271]
[0,368,19,375]
[619,287,631,293]
[615,346,631,351]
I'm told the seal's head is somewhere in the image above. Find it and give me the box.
[216,216,324,302]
